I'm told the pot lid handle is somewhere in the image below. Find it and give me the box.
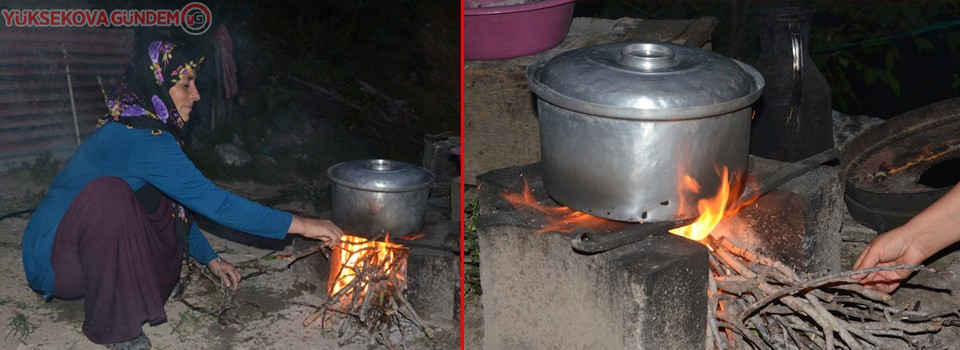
[366,159,396,171]
[616,43,679,72]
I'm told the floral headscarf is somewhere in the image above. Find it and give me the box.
[99,40,205,142]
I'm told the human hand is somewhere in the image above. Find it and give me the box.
[208,257,241,290]
[854,184,960,293]
[853,224,935,293]
[290,216,344,248]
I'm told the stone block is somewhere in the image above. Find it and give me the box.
[478,223,708,350]
[402,220,460,328]
[406,248,459,327]
[717,159,844,274]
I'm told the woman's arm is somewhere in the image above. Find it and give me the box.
[855,184,960,292]
[130,135,291,239]
[287,216,344,248]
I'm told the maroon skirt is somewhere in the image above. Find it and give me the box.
[50,176,183,344]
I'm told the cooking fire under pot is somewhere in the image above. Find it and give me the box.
[526,42,765,224]
[327,159,436,239]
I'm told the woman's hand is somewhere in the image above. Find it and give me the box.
[855,185,960,293]
[208,257,241,290]
[853,227,930,293]
[288,216,344,248]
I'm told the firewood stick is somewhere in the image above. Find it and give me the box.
[303,309,325,327]
[719,237,801,282]
[707,274,727,350]
[821,302,885,322]
[735,298,776,350]
[738,265,919,320]
[394,292,434,339]
[709,237,955,348]
[863,320,943,334]
[821,284,890,302]
[771,315,807,350]
[804,293,867,350]
[282,244,330,269]
[773,321,802,350]
[713,242,877,348]
[716,319,756,349]
[358,280,377,321]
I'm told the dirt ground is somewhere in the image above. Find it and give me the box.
[0,176,456,350]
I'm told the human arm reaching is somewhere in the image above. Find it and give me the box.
[287,216,344,248]
[854,184,960,292]
[202,216,343,290]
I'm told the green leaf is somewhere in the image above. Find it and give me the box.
[914,38,935,51]
[864,68,878,85]
[838,56,850,68]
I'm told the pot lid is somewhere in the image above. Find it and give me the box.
[327,159,435,192]
[526,42,765,120]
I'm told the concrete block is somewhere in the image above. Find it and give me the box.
[403,220,460,328]
[718,159,844,274]
[406,249,459,327]
[478,224,708,350]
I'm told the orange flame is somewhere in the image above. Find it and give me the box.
[329,234,407,300]
[398,233,426,241]
[501,179,620,233]
[669,167,744,241]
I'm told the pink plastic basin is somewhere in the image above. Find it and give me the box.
[464,0,576,60]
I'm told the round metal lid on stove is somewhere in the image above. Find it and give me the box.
[526,42,764,120]
[327,159,435,192]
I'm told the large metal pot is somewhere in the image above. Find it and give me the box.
[327,159,435,238]
[526,42,764,222]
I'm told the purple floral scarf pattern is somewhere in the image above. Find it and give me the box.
[99,40,205,133]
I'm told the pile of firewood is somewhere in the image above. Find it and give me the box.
[301,243,432,349]
[705,235,960,350]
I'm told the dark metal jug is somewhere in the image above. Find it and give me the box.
[750,7,833,162]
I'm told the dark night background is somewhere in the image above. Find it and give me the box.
[573,0,960,120]
[86,0,460,184]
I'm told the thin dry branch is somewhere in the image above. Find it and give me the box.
[301,242,432,347]
[705,236,959,350]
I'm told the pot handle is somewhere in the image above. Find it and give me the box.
[787,20,803,128]
[616,43,680,72]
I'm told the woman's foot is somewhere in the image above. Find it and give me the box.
[104,333,151,350]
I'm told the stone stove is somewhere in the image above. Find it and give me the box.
[477,163,708,349]
[475,157,844,349]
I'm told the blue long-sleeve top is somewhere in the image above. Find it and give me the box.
[22,123,292,299]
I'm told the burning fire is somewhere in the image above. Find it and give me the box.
[329,234,407,302]
[501,179,620,233]
[669,167,745,241]
[500,166,748,242]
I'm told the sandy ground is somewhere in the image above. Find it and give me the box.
[0,177,455,350]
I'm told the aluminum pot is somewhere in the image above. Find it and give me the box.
[328,159,435,238]
[526,42,764,223]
